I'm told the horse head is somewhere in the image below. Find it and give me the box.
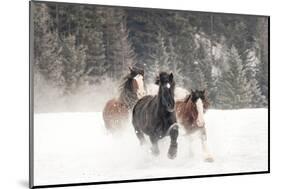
[129,66,146,98]
[189,89,208,127]
[118,66,145,109]
[155,72,175,112]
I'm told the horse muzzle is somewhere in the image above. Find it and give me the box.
[167,108,175,112]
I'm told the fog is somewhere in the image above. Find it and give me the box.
[34,74,120,113]
[34,72,191,113]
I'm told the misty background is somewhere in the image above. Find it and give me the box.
[32,2,268,113]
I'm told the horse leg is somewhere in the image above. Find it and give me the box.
[149,135,160,156]
[168,124,179,159]
[134,127,146,145]
[200,128,214,162]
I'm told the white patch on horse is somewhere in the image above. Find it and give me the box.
[196,98,205,127]
[166,83,171,89]
[134,74,145,98]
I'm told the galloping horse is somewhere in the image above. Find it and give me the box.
[176,89,214,162]
[103,67,145,132]
[132,72,179,159]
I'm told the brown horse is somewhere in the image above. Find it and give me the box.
[176,89,214,162]
[103,67,145,132]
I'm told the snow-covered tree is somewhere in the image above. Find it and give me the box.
[61,35,87,94]
[244,49,267,107]
[145,31,170,82]
[167,38,184,87]
[192,62,208,90]
[216,45,252,109]
[84,30,107,84]
[33,3,65,89]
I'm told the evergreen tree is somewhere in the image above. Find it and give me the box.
[157,32,170,72]
[126,9,164,79]
[172,12,198,88]
[33,3,65,89]
[32,3,269,111]
[84,30,107,84]
[61,35,87,94]
[248,79,267,108]
[192,62,208,90]
[101,8,137,80]
[256,17,269,101]
[167,38,184,86]
[69,6,109,84]
[119,20,138,74]
[192,33,216,105]
[244,49,267,107]
[216,46,252,109]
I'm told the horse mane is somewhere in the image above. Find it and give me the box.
[118,74,138,109]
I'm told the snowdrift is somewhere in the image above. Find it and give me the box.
[34,109,268,185]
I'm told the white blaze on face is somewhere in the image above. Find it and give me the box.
[196,98,205,127]
[134,74,146,98]
[166,83,171,89]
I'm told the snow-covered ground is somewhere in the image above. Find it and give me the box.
[34,109,268,186]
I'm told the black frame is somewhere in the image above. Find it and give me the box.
[29,1,270,188]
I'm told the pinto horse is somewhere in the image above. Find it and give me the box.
[103,67,145,132]
[132,72,179,159]
[176,89,214,162]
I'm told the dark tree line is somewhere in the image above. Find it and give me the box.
[33,2,269,109]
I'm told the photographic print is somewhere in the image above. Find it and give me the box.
[29,1,269,188]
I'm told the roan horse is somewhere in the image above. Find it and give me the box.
[132,72,179,159]
[103,67,145,132]
[176,89,214,162]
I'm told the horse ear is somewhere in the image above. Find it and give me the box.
[155,75,160,85]
[140,69,144,76]
[169,73,173,81]
[128,66,133,72]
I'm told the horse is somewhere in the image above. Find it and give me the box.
[132,72,179,159]
[175,89,214,162]
[103,67,145,132]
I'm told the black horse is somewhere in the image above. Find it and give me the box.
[132,72,179,159]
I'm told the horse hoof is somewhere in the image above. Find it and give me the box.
[168,148,177,159]
[150,148,160,156]
[168,152,177,159]
[204,157,214,162]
